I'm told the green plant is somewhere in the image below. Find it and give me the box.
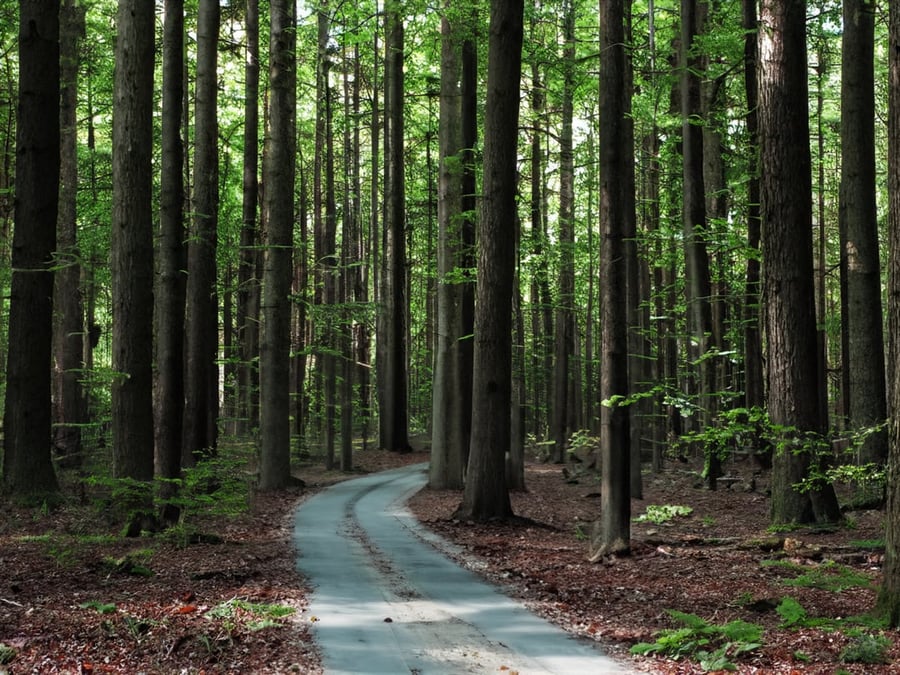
[792,650,810,663]
[0,642,16,665]
[630,610,762,672]
[79,600,117,615]
[839,631,891,665]
[634,504,694,525]
[761,559,873,592]
[776,596,808,628]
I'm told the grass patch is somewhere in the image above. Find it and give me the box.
[761,559,873,592]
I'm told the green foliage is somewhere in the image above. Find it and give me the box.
[839,631,891,665]
[79,600,117,615]
[630,610,762,672]
[634,504,693,525]
[775,596,808,628]
[0,642,16,665]
[204,598,295,634]
[761,559,873,592]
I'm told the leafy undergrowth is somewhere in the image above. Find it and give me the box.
[408,458,900,673]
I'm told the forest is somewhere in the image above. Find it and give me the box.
[5,0,900,671]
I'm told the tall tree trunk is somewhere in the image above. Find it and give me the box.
[454,0,524,522]
[381,0,410,452]
[183,0,220,465]
[155,0,187,517]
[53,0,87,467]
[840,0,887,467]
[111,0,155,487]
[759,0,840,525]
[430,5,472,489]
[340,45,355,473]
[552,0,577,465]
[878,0,900,626]
[259,0,297,490]
[681,0,719,488]
[237,0,261,435]
[3,0,61,500]
[589,0,631,560]
[742,0,763,411]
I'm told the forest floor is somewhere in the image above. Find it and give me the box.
[0,444,897,674]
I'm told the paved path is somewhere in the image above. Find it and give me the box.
[294,463,629,674]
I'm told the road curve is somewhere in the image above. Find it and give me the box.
[293,462,628,674]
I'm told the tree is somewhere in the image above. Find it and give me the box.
[839,0,886,467]
[52,0,87,466]
[430,1,475,490]
[155,0,186,516]
[758,0,839,525]
[3,0,60,500]
[454,0,524,522]
[379,0,410,453]
[551,0,577,465]
[111,0,155,483]
[681,0,719,488]
[183,0,220,465]
[259,0,297,490]
[236,0,261,435]
[742,0,763,411]
[878,0,900,627]
[589,0,630,560]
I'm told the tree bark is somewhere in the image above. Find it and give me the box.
[759,0,840,525]
[381,0,410,452]
[839,0,887,466]
[259,0,297,490]
[111,0,155,483]
[742,0,763,411]
[237,0,261,435]
[155,0,186,516]
[53,0,87,467]
[3,0,61,500]
[183,0,220,465]
[430,5,473,490]
[589,0,631,560]
[454,0,524,522]
[878,0,900,626]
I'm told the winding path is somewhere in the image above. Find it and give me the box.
[293,463,628,674]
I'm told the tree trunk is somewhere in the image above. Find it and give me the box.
[183,0,220,465]
[53,0,87,467]
[381,0,410,452]
[259,0,297,490]
[155,0,186,519]
[430,6,472,489]
[3,0,61,500]
[454,0,524,522]
[551,0,577,465]
[111,0,154,485]
[877,0,900,626]
[681,0,719,489]
[840,0,887,467]
[589,0,631,560]
[742,0,763,411]
[759,0,840,525]
[237,0,261,436]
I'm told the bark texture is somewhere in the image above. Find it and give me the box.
[3,0,61,499]
[454,0,524,522]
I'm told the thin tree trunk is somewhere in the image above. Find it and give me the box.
[183,0,221,465]
[53,0,87,467]
[237,0,261,435]
[155,0,186,519]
